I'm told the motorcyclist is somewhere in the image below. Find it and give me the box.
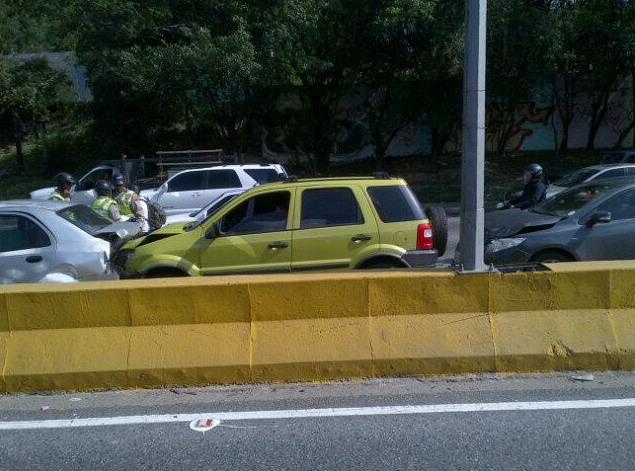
[500,163,547,210]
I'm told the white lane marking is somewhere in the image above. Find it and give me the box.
[1,398,635,431]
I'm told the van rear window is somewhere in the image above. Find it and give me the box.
[367,185,424,222]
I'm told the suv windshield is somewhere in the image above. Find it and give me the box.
[532,183,615,217]
[57,205,111,234]
[554,168,597,187]
[187,193,240,229]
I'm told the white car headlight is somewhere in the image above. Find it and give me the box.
[486,238,526,253]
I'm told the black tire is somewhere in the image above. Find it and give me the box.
[359,258,405,269]
[531,250,574,264]
[144,268,188,278]
[425,206,448,256]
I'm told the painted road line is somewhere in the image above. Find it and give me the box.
[2,398,635,431]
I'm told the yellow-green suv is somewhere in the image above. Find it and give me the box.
[116,176,445,277]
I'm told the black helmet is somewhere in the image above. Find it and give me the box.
[526,163,543,179]
[112,174,126,187]
[54,172,75,187]
[95,179,113,197]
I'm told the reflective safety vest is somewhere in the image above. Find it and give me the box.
[48,191,69,202]
[115,189,137,216]
[92,196,118,220]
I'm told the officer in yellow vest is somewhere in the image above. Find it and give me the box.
[48,172,74,201]
[91,180,122,221]
[112,175,138,217]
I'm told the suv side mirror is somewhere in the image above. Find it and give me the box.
[585,211,612,226]
[205,222,221,239]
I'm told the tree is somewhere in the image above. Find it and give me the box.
[0,58,68,173]
[72,0,261,155]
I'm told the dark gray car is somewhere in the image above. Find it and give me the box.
[485,179,635,264]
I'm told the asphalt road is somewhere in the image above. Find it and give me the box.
[1,372,635,470]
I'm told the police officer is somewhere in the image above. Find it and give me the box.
[48,172,74,201]
[112,175,149,234]
[507,163,547,210]
[92,180,122,221]
[112,175,138,217]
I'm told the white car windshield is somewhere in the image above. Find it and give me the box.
[57,205,112,235]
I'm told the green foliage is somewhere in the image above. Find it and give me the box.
[3,0,635,175]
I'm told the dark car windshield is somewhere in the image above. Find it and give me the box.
[554,168,597,187]
[57,205,111,234]
[532,183,616,217]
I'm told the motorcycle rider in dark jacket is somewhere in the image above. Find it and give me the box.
[502,163,547,210]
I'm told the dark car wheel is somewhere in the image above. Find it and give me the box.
[144,268,188,278]
[531,250,574,264]
[425,206,448,256]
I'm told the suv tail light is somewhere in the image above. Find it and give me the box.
[416,222,434,250]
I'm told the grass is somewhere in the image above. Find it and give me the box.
[328,149,599,206]
[0,121,602,204]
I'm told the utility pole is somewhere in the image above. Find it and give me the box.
[458,0,487,272]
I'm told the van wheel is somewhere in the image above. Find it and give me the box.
[531,250,574,264]
[425,206,448,256]
[144,268,188,278]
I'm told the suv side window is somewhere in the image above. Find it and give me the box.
[300,188,364,229]
[367,185,424,222]
[626,167,635,176]
[0,215,51,253]
[245,168,281,183]
[168,171,206,192]
[221,191,290,234]
[596,189,635,221]
[595,168,626,180]
[205,170,242,189]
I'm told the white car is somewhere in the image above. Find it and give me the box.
[0,200,136,284]
[164,189,245,226]
[141,164,287,216]
[546,164,635,198]
[30,165,121,205]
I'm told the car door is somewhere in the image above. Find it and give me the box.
[198,190,294,275]
[574,188,635,260]
[158,171,207,215]
[290,186,379,271]
[198,170,244,208]
[0,214,56,283]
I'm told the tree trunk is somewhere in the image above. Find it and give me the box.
[616,74,635,149]
[586,82,614,150]
[13,112,27,174]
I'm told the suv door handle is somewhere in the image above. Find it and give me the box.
[351,234,372,243]
[268,241,289,250]
[26,256,43,264]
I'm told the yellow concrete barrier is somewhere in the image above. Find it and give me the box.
[0,262,634,392]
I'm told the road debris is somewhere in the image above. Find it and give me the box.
[189,418,220,433]
[570,373,594,382]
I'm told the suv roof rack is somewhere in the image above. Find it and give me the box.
[373,172,391,179]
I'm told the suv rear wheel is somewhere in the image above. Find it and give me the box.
[425,206,448,256]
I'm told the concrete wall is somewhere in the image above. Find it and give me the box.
[1,262,634,392]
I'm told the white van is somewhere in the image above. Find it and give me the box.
[140,164,287,216]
